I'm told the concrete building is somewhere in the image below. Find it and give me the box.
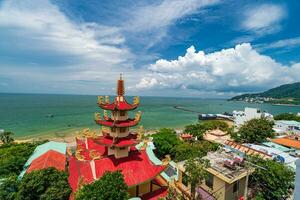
[176,149,253,200]
[274,120,300,134]
[233,107,273,128]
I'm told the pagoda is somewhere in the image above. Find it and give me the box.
[68,75,168,199]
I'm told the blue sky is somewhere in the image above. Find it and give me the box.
[0,0,300,97]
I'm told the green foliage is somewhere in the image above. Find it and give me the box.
[0,142,39,178]
[0,131,14,144]
[230,82,300,100]
[249,157,294,200]
[152,128,181,159]
[0,175,19,200]
[184,158,209,199]
[17,168,71,200]
[184,120,229,139]
[235,118,275,143]
[152,127,219,161]
[274,113,300,122]
[173,141,219,162]
[75,171,128,200]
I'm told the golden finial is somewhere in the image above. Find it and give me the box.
[105,96,109,104]
[66,147,72,156]
[162,155,171,166]
[98,96,103,104]
[133,96,139,105]
[137,126,144,140]
[89,150,101,160]
[94,112,101,121]
[134,111,142,122]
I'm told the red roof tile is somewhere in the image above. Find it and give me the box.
[26,150,66,173]
[68,150,166,191]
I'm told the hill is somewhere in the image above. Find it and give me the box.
[230,82,300,105]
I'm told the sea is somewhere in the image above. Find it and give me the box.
[1,93,300,139]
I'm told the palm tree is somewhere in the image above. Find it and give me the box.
[0,131,14,144]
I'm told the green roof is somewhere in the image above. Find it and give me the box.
[263,141,291,152]
[277,120,300,126]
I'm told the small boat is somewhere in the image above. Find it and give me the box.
[46,113,54,118]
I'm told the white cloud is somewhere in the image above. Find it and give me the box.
[136,43,300,96]
[242,4,286,35]
[0,0,138,93]
[256,37,300,51]
[124,0,219,48]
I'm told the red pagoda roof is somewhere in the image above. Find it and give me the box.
[68,150,166,191]
[27,150,66,173]
[94,134,138,147]
[95,118,140,127]
[98,99,138,111]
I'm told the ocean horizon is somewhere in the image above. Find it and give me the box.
[1,93,300,139]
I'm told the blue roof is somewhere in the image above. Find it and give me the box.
[18,141,67,179]
[263,142,291,152]
[276,120,300,126]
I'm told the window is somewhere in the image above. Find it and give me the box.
[119,147,126,150]
[120,127,127,133]
[233,181,239,193]
[120,111,126,116]
[111,127,116,132]
[205,173,213,189]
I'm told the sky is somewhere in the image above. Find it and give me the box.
[0,0,300,98]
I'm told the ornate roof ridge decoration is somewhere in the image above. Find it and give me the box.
[94,111,142,128]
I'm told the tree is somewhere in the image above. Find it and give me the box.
[184,158,209,200]
[184,121,230,139]
[0,175,19,200]
[274,113,300,122]
[152,128,181,159]
[0,131,14,144]
[173,141,219,162]
[17,168,71,200]
[235,118,274,143]
[0,142,40,178]
[249,156,295,200]
[75,171,128,200]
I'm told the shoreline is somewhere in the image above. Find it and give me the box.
[13,127,185,144]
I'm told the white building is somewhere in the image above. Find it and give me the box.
[233,107,273,128]
[274,120,300,134]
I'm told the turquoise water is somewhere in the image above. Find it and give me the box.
[1,93,300,138]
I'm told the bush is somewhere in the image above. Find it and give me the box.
[18,168,71,200]
[75,171,128,200]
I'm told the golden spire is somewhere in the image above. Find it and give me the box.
[117,73,125,96]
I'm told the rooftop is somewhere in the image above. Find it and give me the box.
[276,120,300,126]
[177,149,253,184]
[271,134,300,149]
[26,150,66,173]
[203,150,252,184]
[69,150,166,191]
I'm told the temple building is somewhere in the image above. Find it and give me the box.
[68,75,168,199]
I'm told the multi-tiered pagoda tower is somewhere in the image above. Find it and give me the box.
[68,75,168,199]
[95,74,141,159]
